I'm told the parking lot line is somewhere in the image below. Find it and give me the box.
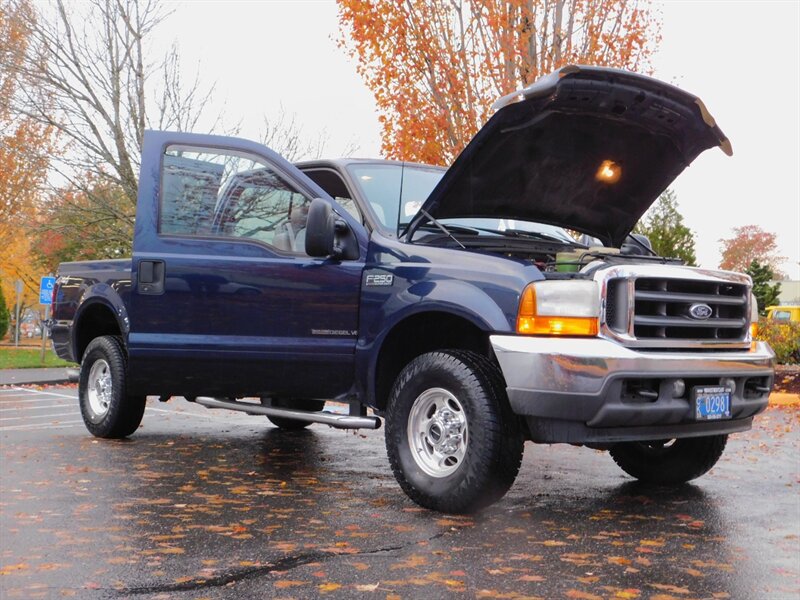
[0,398,73,405]
[0,409,78,420]
[7,387,77,400]
[0,420,84,432]
[0,388,279,427]
[0,403,73,411]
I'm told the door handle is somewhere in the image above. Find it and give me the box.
[138,260,165,295]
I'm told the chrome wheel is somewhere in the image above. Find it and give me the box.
[87,359,112,421]
[407,387,468,478]
[386,351,524,513]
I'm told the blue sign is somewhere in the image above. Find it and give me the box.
[39,276,56,305]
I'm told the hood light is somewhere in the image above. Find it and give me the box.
[595,160,622,184]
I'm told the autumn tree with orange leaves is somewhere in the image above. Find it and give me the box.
[338,0,661,164]
[0,0,53,324]
[719,225,786,279]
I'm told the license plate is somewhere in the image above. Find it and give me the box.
[693,386,732,421]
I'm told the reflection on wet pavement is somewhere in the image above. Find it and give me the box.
[1,388,798,599]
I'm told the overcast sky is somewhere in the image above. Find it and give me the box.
[157,0,799,279]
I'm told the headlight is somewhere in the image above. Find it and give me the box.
[517,280,600,336]
[749,293,759,338]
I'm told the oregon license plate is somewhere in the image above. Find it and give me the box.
[693,386,732,420]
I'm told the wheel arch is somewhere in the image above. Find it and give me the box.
[369,309,501,411]
[73,297,128,363]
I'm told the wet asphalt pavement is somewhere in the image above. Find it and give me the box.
[1,385,798,599]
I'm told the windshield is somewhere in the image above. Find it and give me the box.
[347,163,444,232]
[347,162,579,244]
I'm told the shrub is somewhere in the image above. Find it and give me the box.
[0,287,9,340]
[756,319,800,365]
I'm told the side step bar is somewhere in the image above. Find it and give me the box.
[194,397,381,430]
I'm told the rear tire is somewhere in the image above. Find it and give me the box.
[264,398,325,430]
[79,335,146,439]
[609,435,728,484]
[385,350,523,514]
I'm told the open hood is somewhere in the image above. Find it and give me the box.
[407,65,731,247]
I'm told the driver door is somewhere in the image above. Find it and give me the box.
[127,131,367,398]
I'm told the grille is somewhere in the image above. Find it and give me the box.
[631,278,748,341]
[605,278,628,333]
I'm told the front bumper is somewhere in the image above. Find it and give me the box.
[490,336,775,444]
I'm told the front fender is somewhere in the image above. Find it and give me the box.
[395,278,512,332]
[355,278,517,407]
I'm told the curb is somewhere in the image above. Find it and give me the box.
[0,368,79,387]
[769,392,800,407]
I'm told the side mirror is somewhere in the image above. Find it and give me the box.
[305,198,336,257]
[621,233,653,255]
[305,198,360,260]
[630,233,653,250]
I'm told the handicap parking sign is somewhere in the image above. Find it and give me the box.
[39,276,56,305]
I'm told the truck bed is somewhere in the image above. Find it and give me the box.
[51,258,133,363]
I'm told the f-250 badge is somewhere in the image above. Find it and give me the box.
[365,273,394,287]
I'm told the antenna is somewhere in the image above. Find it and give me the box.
[395,161,405,237]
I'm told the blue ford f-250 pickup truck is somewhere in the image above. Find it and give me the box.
[51,66,775,513]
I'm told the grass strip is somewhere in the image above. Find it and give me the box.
[0,348,76,369]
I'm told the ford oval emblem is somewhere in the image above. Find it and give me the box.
[689,303,713,320]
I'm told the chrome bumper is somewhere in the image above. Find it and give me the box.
[490,336,775,443]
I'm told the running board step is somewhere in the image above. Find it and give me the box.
[194,397,381,430]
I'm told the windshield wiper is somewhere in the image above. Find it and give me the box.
[470,227,587,247]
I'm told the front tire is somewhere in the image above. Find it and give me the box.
[79,336,146,439]
[609,435,728,484]
[385,350,523,513]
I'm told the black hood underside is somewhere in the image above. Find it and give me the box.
[410,66,730,247]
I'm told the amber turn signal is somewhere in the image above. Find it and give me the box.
[749,322,758,339]
[516,285,599,336]
[517,315,599,336]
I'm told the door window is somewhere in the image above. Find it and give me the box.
[160,146,311,254]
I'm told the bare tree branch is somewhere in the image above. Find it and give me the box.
[259,106,345,162]
[0,0,225,255]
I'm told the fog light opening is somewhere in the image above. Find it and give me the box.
[720,378,736,394]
